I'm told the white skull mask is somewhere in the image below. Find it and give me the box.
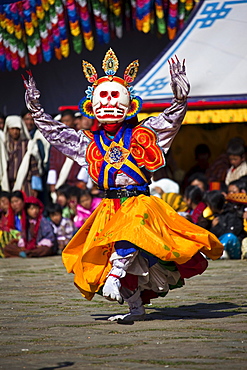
[92,80,130,123]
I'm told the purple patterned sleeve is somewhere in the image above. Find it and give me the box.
[143,99,187,154]
[32,111,90,167]
[24,74,90,166]
[143,57,190,154]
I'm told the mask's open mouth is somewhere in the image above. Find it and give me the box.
[95,106,125,119]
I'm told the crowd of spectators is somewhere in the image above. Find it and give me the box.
[148,139,247,260]
[0,110,246,260]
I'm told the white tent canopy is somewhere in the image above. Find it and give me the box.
[134,0,247,103]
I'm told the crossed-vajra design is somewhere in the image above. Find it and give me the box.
[104,142,130,168]
[109,146,124,163]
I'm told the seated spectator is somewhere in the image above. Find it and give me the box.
[182,185,206,224]
[206,137,245,185]
[47,203,74,255]
[198,191,245,259]
[198,191,225,230]
[4,196,57,258]
[67,186,82,223]
[227,177,247,195]
[56,185,72,219]
[0,191,10,231]
[74,189,102,230]
[1,190,26,257]
[225,179,247,259]
[188,172,209,192]
[7,190,26,232]
[90,184,104,198]
[225,143,247,185]
[226,179,247,232]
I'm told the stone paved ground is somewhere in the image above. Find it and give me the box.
[0,256,246,370]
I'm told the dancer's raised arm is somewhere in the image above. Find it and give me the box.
[23,71,90,167]
[143,56,190,154]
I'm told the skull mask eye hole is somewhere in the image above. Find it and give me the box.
[100,91,108,98]
[111,91,120,98]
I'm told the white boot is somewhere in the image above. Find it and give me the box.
[108,288,146,323]
[103,252,137,304]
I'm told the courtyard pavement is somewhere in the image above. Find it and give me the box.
[0,256,246,370]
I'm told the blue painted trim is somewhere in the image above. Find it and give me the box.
[135,0,247,98]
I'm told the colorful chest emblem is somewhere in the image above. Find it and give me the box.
[84,123,165,189]
[105,142,130,168]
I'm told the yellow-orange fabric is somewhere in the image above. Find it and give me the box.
[62,195,223,301]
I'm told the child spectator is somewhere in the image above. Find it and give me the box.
[47,203,74,254]
[4,196,57,258]
[197,191,225,230]
[225,177,247,259]
[205,137,245,185]
[228,179,243,194]
[1,191,26,257]
[182,185,206,224]
[7,190,26,232]
[0,191,24,257]
[67,186,82,223]
[227,177,247,195]
[225,143,247,185]
[198,190,245,259]
[0,191,10,230]
[226,178,247,225]
[74,189,102,230]
[56,185,72,219]
[188,172,209,192]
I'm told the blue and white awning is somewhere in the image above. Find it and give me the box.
[134,0,247,104]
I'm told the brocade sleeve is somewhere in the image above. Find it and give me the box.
[24,74,90,167]
[143,99,187,154]
[142,57,189,154]
[31,111,90,167]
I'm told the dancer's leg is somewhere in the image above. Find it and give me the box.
[103,251,138,303]
[108,287,146,322]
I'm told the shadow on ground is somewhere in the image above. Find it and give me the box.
[92,302,247,321]
[38,362,74,370]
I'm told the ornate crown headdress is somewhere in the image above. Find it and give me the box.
[78,48,142,120]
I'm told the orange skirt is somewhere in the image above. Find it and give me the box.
[62,195,223,300]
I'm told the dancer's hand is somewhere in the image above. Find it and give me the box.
[168,56,190,102]
[22,70,43,114]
